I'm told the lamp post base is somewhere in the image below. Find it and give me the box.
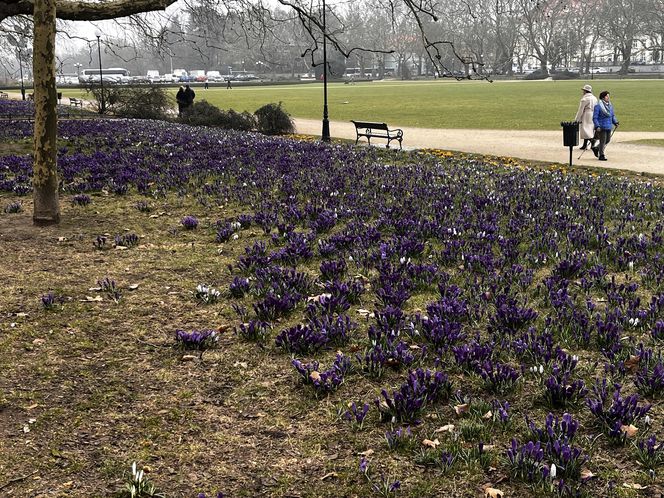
[322,118,330,142]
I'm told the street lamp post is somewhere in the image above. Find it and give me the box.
[321,0,330,142]
[95,31,105,114]
[74,62,82,78]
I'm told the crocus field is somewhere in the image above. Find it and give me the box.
[1,100,663,497]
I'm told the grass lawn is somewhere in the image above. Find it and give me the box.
[623,138,664,147]
[55,79,664,131]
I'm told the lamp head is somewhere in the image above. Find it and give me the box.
[95,30,102,39]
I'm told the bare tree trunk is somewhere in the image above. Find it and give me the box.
[32,0,59,226]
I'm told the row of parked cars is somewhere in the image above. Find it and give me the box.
[146,70,259,84]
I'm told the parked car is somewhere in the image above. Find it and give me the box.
[206,70,222,82]
[161,74,180,84]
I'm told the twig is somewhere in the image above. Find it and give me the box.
[0,471,39,491]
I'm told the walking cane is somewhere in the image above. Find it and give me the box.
[577,125,617,159]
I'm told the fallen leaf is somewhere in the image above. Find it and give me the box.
[233,361,248,369]
[357,309,373,317]
[16,312,28,317]
[307,293,332,303]
[580,468,595,480]
[623,483,648,490]
[61,481,74,488]
[454,403,469,416]
[309,371,322,382]
[23,425,30,433]
[28,418,36,424]
[435,424,455,433]
[32,338,46,346]
[26,404,39,410]
[57,237,67,242]
[218,324,232,333]
[82,296,103,302]
[422,438,440,448]
[128,284,140,290]
[115,245,128,250]
[181,355,197,361]
[88,287,102,291]
[483,410,493,420]
[358,449,374,457]
[320,472,338,481]
[484,487,504,498]
[620,424,638,438]
[625,355,641,373]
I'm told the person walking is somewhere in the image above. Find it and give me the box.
[226,76,232,89]
[574,84,598,150]
[183,84,196,111]
[592,90,619,161]
[176,86,186,117]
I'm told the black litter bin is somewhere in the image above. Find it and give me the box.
[560,121,579,167]
[561,121,579,147]
[57,92,62,103]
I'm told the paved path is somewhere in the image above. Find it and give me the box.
[294,118,664,176]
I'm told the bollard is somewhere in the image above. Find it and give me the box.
[560,121,579,168]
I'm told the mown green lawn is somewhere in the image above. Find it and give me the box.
[58,79,664,131]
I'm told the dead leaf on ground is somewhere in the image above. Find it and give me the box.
[358,449,374,457]
[81,296,103,302]
[307,293,331,303]
[128,284,140,290]
[625,355,641,373]
[309,371,321,382]
[620,424,638,438]
[32,338,46,346]
[454,403,469,416]
[483,410,493,420]
[483,487,504,498]
[435,424,455,433]
[320,472,338,481]
[181,355,197,361]
[580,468,595,480]
[422,438,440,448]
[623,483,648,490]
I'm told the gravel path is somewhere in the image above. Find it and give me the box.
[294,118,664,176]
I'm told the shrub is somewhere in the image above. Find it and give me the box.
[180,100,256,131]
[254,102,295,135]
[116,87,173,120]
[523,69,549,80]
[86,86,172,120]
[551,70,580,80]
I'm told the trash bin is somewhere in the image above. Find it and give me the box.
[560,121,579,167]
[57,92,62,102]
[561,121,579,147]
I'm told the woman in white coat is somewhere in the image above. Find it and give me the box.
[574,84,598,150]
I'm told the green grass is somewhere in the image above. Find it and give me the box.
[623,138,664,147]
[56,79,664,131]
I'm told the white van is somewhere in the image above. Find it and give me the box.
[206,70,222,82]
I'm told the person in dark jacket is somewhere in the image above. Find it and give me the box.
[592,90,619,161]
[183,85,196,111]
[176,86,186,117]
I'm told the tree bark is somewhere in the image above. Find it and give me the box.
[0,0,177,22]
[32,0,59,226]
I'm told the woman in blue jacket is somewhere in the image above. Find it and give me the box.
[592,90,619,161]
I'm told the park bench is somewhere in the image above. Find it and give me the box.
[69,97,83,109]
[351,120,403,149]
[0,92,8,99]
